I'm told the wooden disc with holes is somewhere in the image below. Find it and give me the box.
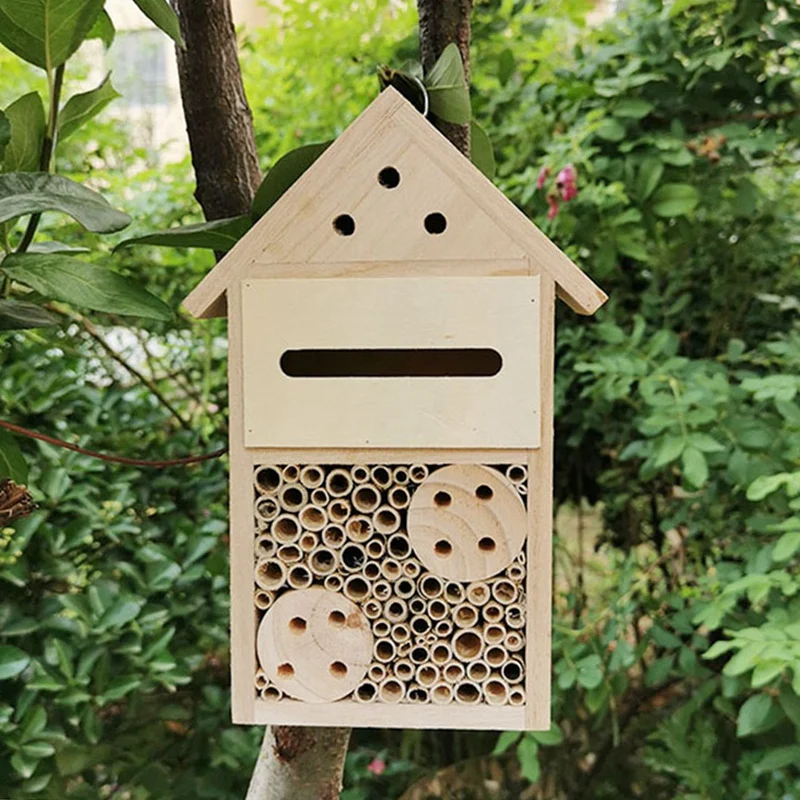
[257,587,373,702]
[407,465,526,582]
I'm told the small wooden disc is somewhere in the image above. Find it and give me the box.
[407,465,526,582]
[257,587,373,702]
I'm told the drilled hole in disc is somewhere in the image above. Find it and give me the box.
[435,539,453,557]
[329,661,348,678]
[277,662,294,679]
[288,617,306,634]
[478,537,496,553]
[475,484,494,500]
[433,491,451,507]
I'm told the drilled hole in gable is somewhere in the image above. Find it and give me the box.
[288,616,307,634]
[424,212,447,234]
[478,537,496,553]
[435,539,452,557]
[378,166,400,188]
[329,661,348,678]
[434,491,451,507]
[277,662,294,679]
[328,610,346,628]
[333,214,355,236]
[475,484,493,500]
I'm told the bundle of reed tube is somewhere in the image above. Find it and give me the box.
[253,463,528,705]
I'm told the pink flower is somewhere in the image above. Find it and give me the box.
[556,163,578,201]
[535,166,550,191]
[547,194,560,220]
[366,758,386,776]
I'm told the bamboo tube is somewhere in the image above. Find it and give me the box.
[409,597,426,616]
[443,661,465,684]
[381,559,402,582]
[501,659,524,684]
[370,465,392,489]
[368,663,386,683]
[517,483,528,496]
[466,660,490,683]
[346,515,373,543]
[484,678,509,706]
[444,582,465,605]
[328,499,351,524]
[392,466,410,485]
[506,464,528,485]
[378,677,405,703]
[384,598,408,623]
[452,629,483,662]
[431,642,451,665]
[299,532,318,553]
[324,574,343,593]
[273,514,301,544]
[255,465,283,495]
[397,640,412,657]
[310,487,329,507]
[254,590,274,611]
[276,544,302,564]
[505,631,524,653]
[374,639,396,663]
[434,620,453,638]
[454,681,481,705]
[363,561,381,581]
[409,464,429,483]
[363,599,382,620]
[507,563,525,583]
[466,582,490,607]
[318,524,343,550]
[255,558,286,591]
[453,603,479,629]
[409,644,429,665]
[352,484,380,514]
[483,602,504,624]
[282,464,300,483]
[299,465,324,489]
[343,575,370,603]
[403,559,422,578]
[418,574,444,600]
[299,504,327,532]
[340,542,366,572]
[255,495,280,523]
[484,624,505,645]
[309,546,337,577]
[505,603,525,629]
[388,485,410,510]
[394,578,416,599]
[416,664,439,687]
[508,687,526,706]
[410,615,431,637]
[260,685,283,702]
[255,670,269,689]
[390,623,411,643]
[394,659,414,681]
[387,533,411,560]
[254,535,277,559]
[278,483,307,512]
[287,563,312,590]
[427,598,448,621]
[425,631,438,645]
[325,468,352,498]
[492,579,518,605]
[350,465,370,484]
[373,506,400,535]
[517,550,526,566]
[365,537,386,559]
[431,682,453,704]
[407,684,429,704]
[485,645,508,668]
[354,680,378,703]
[372,580,391,601]
[372,619,390,638]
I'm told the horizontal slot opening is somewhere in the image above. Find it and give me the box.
[280,348,502,378]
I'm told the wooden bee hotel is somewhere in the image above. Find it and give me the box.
[182,87,607,730]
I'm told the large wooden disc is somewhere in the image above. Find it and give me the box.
[407,465,526,582]
[257,587,373,702]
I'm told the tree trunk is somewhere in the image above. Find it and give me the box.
[417,0,473,156]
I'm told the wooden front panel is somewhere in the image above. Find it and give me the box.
[240,276,541,450]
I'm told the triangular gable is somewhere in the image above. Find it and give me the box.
[183,87,606,319]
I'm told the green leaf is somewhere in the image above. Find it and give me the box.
[10,751,36,779]
[681,446,708,487]
[2,254,172,321]
[688,433,725,453]
[750,660,784,688]
[669,0,714,15]
[755,745,800,773]
[0,0,104,70]
[576,654,603,689]
[736,694,776,737]
[0,299,57,330]
[0,173,130,232]
[651,183,699,218]
[0,645,30,679]
[0,109,10,163]
[493,730,521,754]
[517,735,540,783]
[27,241,89,254]
[773,531,800,562]
[470,120,495,180]
[2,93,45,173]
[596,118,626,142]
[116,214,251,252]
[654,436,684,468]
[425,43,471,125]
[132,0,184,46]
[86,9,114,49]
[702,640,737,660]
[97,597,143,629]
[779,685,800,727]
[251,142,332,220]
[614,99,654,119]
[530,724,564,746]
[100,674,141,702]
[0,428,27,482]
[58,74,120,141]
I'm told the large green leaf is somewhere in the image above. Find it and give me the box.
[425,43,471,125]
[2,253,172,320]
[651,183,699,217]
[635,156,664,200]
[86,8,114,49]
[58,74,120,141]
[0,0,104,70]
[116,214,251,252]
[132,0,184,46]
[251,142,332,220]
[0,299,57,330]
[736,694,778,737]
[2,93,45,173]
[470,120,496,180]
[0,110,10,163]
[0,645,30,680]
[0,428,27,482]
[0,173,131,232]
